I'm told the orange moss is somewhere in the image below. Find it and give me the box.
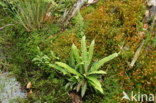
[82,0,145,60]
[50,32,79,61]
[81,0,155,93]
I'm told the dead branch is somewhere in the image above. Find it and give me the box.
[61,0,99,26]
[0,24,14,30]
[129,40,145,68]
[61,0,86,26]
[86,0,99,6]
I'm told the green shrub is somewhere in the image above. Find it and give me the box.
[51,36,119,97]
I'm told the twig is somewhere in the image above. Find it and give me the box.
[0,24,14,30]
[129,40,145,68]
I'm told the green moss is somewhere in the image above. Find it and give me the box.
[50,32,80,62]
[0,21,70,102]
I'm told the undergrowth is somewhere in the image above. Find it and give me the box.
[0,0,155,103]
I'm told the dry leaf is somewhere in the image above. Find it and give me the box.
[26,82,32,89]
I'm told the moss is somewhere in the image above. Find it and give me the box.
[83,0,145,55]
[80,0,155,100]
[1,0,155,102]
[50,32,80,62]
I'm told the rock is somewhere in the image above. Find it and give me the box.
[0,72,26,103]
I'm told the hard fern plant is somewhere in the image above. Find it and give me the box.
[51,36,119,97]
